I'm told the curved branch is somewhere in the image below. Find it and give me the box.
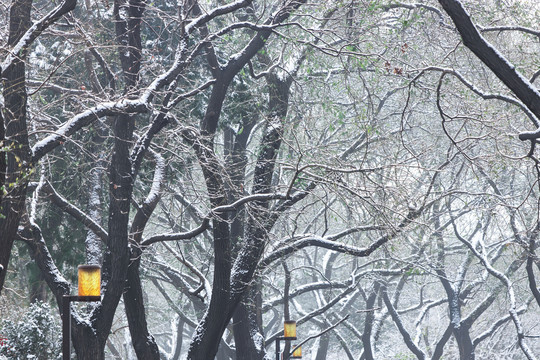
[526,239,540,309]
[130,150,166,244]
[450,216,537,359]
[41,181,109,245]
[142,192,291,246]
[415,66,538,127]
[381,284,426,360]
[479,25,540,37]
[438,0,540,137]
[261,206,424,267]
[0,0,77,75]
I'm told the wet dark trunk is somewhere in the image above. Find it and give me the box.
[186,2,305,357]
[124,249,160,360]
[431,325,453,360]
[71,323,106,360]
[233,285,265,360]
[453,324,474,360]
[314,334,330,360]
[0,0,32,295]
[170,317,185,360]
[361,283,380,360]
[187,218,232,359]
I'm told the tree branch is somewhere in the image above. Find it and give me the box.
[438,0,540,138]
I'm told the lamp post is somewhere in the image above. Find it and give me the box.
[62,265,102,360]
[276,320,299,360]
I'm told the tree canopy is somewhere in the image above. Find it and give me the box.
[2,0,540,359]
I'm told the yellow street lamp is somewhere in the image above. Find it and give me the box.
[283,321,297,340]
[276,320,300,360]
[291,344,302,358]
[63,265,102,359]
[78,265,101,296]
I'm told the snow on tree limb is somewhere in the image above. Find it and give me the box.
[30,0,258,163]
[142,192,291,246]
[438,0,540,139]
[450,215,537,360]
[261,204,425,268]
[380,284,426,360]
[31,99,150,161]
[41,181,109,244]
[0,0,76,76]
[413,66,539,127]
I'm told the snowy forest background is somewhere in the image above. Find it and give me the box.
[1,0,540,359]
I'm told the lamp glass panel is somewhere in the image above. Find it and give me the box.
[78,265,101,296]
[292,345,302,358]
[283,321,297,339]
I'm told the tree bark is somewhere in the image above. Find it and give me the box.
[361,282,380,360]
[233,288,266,360]
[124,250,160,360]
[186,2,306,358]
[0,0,33,295]
[0,0,78,295]
[438,0,540,137]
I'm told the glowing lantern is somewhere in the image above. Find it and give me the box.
[78,265,101,297]
[283,320,297,340]
[291,345,302,358]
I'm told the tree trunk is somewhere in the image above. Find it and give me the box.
[233,286,265,360]
[314,333,330,360]
[453,325,474,360]
[187,219,232,360]
[124,249,160,360]
[361,283,380,360]
[0,0,32,295]
[170,317,185,360]
[71,322,106,360]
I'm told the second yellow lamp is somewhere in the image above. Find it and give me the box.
[291,345,302,358]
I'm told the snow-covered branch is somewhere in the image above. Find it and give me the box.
[30,0,257,164]
[478,25,540,37]
[382,2,448,27]
[288,315,350,359]
[261,208,422,267]
[438,0,540,138]
[473,303,529,347]
[265,282,357,345]
[162,242,212,300]
[185,0,253,34]
[142,192,291,246]
[381,284,426,360]
[0,0,76,76]
[414,66,539,128]
[130,150,166,244]
[17,222,71,304]
[450,217,537,359]
[40,181,109,244]
[31,99,149,161]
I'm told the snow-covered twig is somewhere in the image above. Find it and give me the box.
[41,181,108,244]
[142,192,292,245]
[0,0,77,76]
[450,217,537,360]
[381,284,426,359]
